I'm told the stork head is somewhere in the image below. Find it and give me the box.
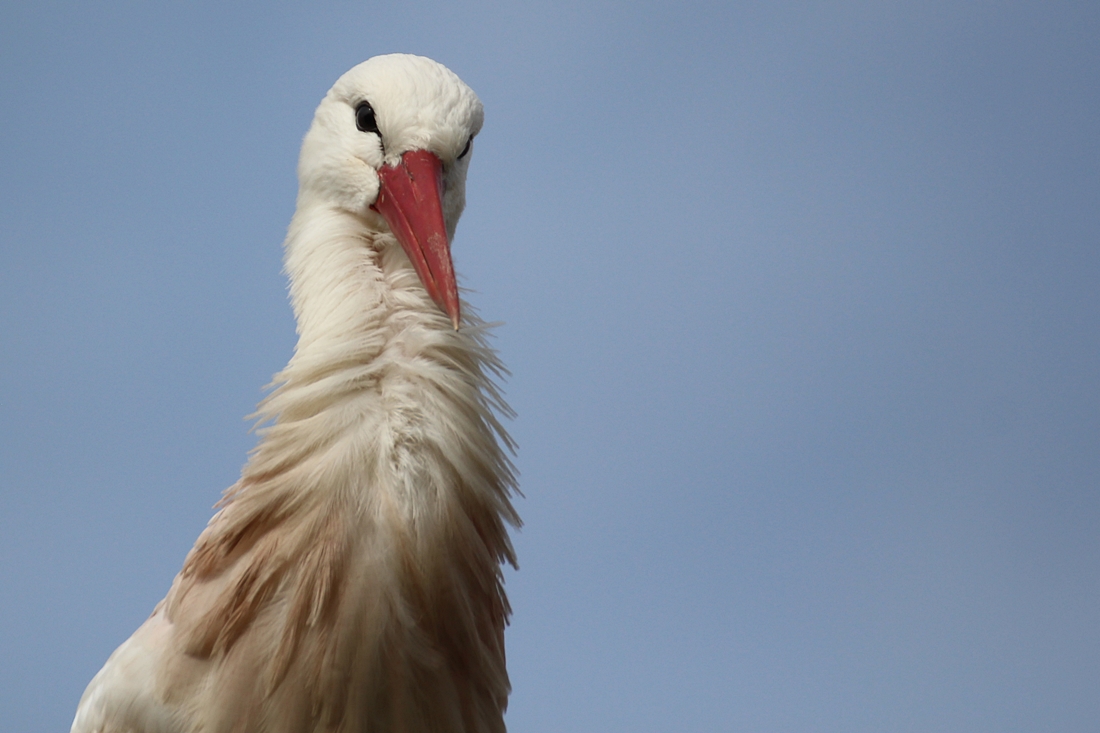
[298,54,484,329]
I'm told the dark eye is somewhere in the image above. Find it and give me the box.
[458,136,472,160]
[355,102,380,135]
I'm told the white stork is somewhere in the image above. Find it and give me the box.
[71,54,519,733]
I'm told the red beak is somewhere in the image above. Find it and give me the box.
[371,150,461,329]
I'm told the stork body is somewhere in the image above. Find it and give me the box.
[72,55,519,733]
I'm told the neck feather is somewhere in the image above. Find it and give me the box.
[245,200,518,529]
[170,201,519,719]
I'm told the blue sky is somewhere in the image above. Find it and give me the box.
[2,2,1098,731]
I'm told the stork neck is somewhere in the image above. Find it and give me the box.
[238,199,516,523]
[282,202,434,355]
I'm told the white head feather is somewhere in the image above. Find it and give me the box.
[297,54,484,239]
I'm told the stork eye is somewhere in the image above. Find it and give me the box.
[355,102,380,135]
[458,136,472,160]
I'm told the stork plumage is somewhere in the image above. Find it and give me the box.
[71,54,519,733]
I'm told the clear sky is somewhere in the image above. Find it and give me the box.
[2,2,1098,731]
